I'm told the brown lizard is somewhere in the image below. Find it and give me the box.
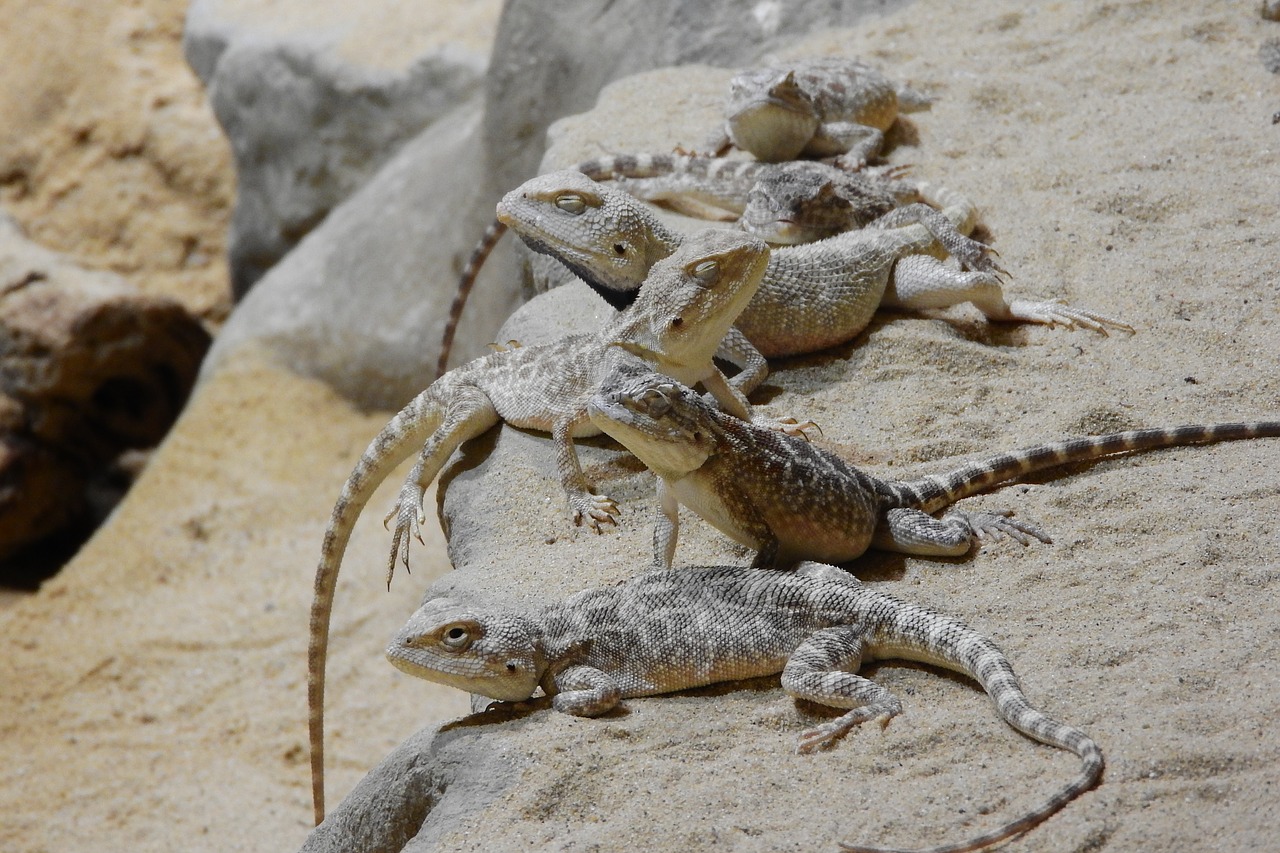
[588,371,1280,568]
[387,561,1103,853]
[307,230,774,823]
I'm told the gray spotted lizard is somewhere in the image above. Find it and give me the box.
[706,57,933,166]
[572,152,921,241]
[495,170,1130,360]
[588,371,1280,568]
[435,155,919,377]
[387,562,1103,853]
[308,230,778,823]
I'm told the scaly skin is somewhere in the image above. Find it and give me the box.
[710,57,933,165]
[387,563,1103,853]
[308,230,771,824]
[588,372,1280,568]
[497,171,1131,359]
[434,156,917,377]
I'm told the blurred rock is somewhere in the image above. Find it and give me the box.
[0,217,210,570]
[199,98,523,409]
[185,0,499,296]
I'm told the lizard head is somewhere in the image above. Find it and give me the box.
[588,371,718,478]
[497,170,680,308]
[724,68,819,162]
[739,161,902,244]
[387,597,545,702]
[617,229,770,373]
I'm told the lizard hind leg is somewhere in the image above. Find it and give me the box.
[871,506,1050,557]
[384,384,500,586]
[782,628,902,754]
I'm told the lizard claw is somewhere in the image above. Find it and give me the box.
[955,509,1052,547]
[755,414,822,440]
[795,703,897,754]
[1005,299,1135,335]
[384,481,429,587]
[571,493,621,533]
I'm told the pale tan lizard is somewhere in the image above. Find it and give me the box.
[387,561,1103,853]
[308,230,774,823]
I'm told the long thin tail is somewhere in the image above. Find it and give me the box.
[436,219,507,379]
[845,587,1103,853]
[888,421,1280,515]
[308,387,447,824]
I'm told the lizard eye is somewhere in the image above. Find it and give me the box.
[440,624,472,650]
[554,193,587,214]
[690,260,719,284]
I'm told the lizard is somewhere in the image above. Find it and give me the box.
[703,57,933,167]
[434,154,920,377]
[491,169,1131,360]
[588,371,1280,569]
[308,230,782,824]
[386,561,1104,853]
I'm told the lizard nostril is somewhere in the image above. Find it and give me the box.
[613,243,627,256]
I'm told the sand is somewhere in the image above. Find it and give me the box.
[2,1,1279,852]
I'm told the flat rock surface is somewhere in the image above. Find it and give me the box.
[320,3,1280,851]
[4,2,1280,852]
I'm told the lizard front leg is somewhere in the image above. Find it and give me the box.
[871,506,1050,557]
[716,327,769,396]
[884,254,1132,334]
[552,411,621,532]
[653,479,681,569]
[700,366,815,438]
[549,664,623,716]
[385,384,500,584]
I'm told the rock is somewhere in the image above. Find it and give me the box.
[198,98,523,410]
[184,0,498,296]
[481,0,915,191]
[0,218,210,570]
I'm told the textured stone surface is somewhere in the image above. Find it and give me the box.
[301,8,1280,849]
[5,3,1280,853]
[185,0,499,295]
[0,0,234,325]
[198,98,523,409]
[0,217,209,569]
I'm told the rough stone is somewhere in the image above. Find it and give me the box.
[185,0,499,295]
[0,216,210,570]
[198,98,523,410]
[298,15,1280,848]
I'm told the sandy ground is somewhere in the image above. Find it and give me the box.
[3,1,1280,852]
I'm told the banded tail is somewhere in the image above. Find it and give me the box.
[846,586,1103,853]
[436,218,508,379]
[571,152,765,184]
[889,421,1280,515]
[308,386,449,824]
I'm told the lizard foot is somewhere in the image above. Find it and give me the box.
[954,239,1007,277]
[1005,299,1135,335]
[795,702,898,754]
[570,492,621,533]
[754,414,822,441]
[383,481,429,586]
[951,509,1052,547]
